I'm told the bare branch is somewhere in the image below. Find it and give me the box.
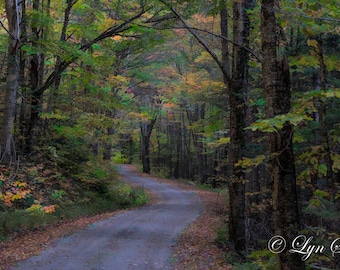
[0,19,14,38]
[278,10,340,23]
[174,26,261,63]
[158,0,228,77]
[144,12,176,25]
[60,0,78,41]
[80,7,150,51]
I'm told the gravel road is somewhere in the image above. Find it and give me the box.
[11,165,203,270]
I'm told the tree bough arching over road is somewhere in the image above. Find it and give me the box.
[0,0,340,269]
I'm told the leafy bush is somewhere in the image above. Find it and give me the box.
[0,182,150,240]
[0,210,57,239]
[0,156,150,241]
[109,183,150,208]
[215,226,229,248]
[73,158,116,194]
[113,151,129,164]
[234,249,278,270]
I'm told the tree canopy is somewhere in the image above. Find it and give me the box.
[1,0,340,269]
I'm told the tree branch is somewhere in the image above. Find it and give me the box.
[174,26,261,63]
[278,10,340,23]
[34,7,149,96]
[80,7,150,51]
[60,0,78,41]
[158,0,228,78]
[0,20,14,38]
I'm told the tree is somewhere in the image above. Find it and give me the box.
[159,0,256,253]
[140,115,158,174]
[261,0,304,268]
[23,0,148,155]
[1,0,21,161]
[25,0,49,155]
[227,0,254,253]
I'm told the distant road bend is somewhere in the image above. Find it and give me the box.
[11,165,203,270]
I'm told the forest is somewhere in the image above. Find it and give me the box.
[0,0,340,269]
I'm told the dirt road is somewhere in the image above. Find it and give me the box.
[11,165,203,270]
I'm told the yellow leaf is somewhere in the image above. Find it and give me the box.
[11,194,23,201]
[42,205,56,214]
[26,203,42,212]
[307,39,318,48]
[14,181,27,188]
[5,191,13,198]
[112,35,122,42]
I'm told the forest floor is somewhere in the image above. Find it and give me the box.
[0,165,232,270]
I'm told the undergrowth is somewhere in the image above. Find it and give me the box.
[0,158,150,241]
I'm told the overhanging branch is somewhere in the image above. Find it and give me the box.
[158,0,228,78]
[175,26,261,63]
[34,7,149,96]
[0,20,14,39]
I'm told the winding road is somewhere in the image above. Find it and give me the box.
[11,165,203,270]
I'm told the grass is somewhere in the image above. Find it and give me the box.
[0,182,150,241]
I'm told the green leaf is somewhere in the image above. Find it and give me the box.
[207,137,230,149]
[255,98,265,106]
[318,164,327,176]
[22,45,38,55]
[234,155,266,168]
[314,189,329,199]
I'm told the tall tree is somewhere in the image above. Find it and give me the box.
[137,88,160,174]
[25,0,47,154]
[160,0,255,253]
[227,0,254,253]
[140,114,158,174]
[261,0,304,268]
[21,2,149,155]
[186,103,207,184]
[1,0,21,161]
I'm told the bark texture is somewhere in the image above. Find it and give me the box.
[1,0,21,160]
[261,0,305,268]
[140,117,157,174]
[222,0,253,253]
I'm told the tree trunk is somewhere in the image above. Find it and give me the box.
[141,131,151,173]
[245,102,261,205]
[26,52,42,154]
[173,120,181,179]
[315,37,333,190]
[140,117,157,174]
[1,0,21,161]
[220,0,230,81]
[17,0,27,154]
[179,103,190,179]
[167,122,173,177]
[103,126,115,161]
[186,104,207,184]
[261,0,304,269]
[103,109,116,161]
[221,0,253,253]
[25,0,50,155]
[128,135,133,164]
